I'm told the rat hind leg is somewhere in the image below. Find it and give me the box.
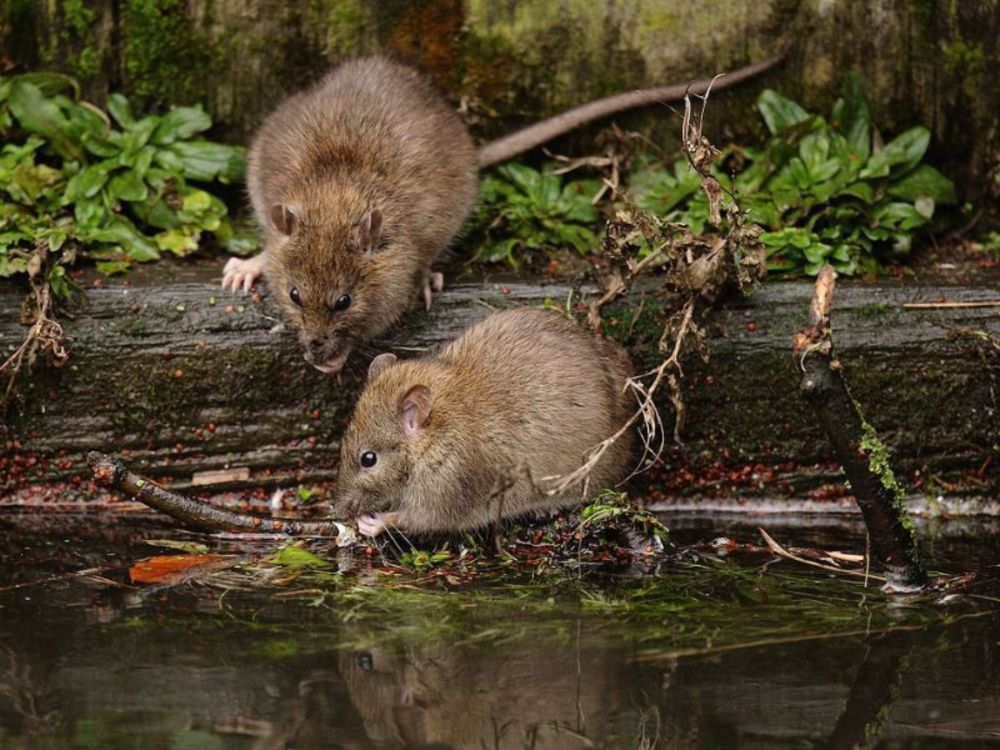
[421,271,445,311]
[222,253,266,293]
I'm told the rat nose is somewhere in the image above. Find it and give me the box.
[307,337,325,355]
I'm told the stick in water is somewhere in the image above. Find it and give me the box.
[792,267,927,592]
[87,452,346,537]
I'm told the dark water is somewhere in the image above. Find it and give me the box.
[1,511,998,749]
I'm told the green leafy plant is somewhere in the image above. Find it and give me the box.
[0,72,255,293]
[580,490,669,544]
[628,75,956,275]
[399,549,453,570]
[474,163,602,266]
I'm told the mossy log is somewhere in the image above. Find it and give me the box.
[2,1,998,197]
[2,264,998,503]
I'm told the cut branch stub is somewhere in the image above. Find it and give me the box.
[793,267,926,592]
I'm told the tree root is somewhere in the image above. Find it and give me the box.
[87,453,347,538]
[1,242,68,422]
[793,266,927,591]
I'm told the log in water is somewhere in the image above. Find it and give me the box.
[2,263,998,503]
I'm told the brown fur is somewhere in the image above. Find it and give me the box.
[335,308,636,533]
[246,56,478,369]
[235,53,784,370]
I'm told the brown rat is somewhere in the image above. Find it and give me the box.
[334,307,635,536]
[222,53,785,372]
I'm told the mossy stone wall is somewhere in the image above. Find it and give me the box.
[2,0,997,195]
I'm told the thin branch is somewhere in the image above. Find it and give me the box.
[88,452,350,538]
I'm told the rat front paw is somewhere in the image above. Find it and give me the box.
[221,254,265,293]
[357,512,401,537]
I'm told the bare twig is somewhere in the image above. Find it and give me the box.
[902,300,1000,309]
[550,72,765,497]
[88,452,351,538]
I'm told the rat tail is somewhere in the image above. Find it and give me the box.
[476,50,789,169]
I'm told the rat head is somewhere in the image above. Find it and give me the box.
[267,199,392,373]
[336,353,433,520]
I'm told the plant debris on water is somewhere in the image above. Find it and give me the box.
[107,515,996,659]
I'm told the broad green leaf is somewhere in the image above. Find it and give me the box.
[107,169,148,202]
[121,116,158,154]
[757,90,811,135]
[831,73,871,160]
[168,140,246,182]
[12,72,80,99]
[8,81,83,161]
[64,100,109,143]
[886,164,956,204]
[106,93,135,128]
[799,131,830,171]
[271,544,331,569]
[181,190,212,214]
[860,127,930,179]
[82,133,121,158]
[873,201,927,230]
[63,159,116,202]
[837,182,876,203]
[134,198,183,230]
[81,218,160,261]
[151,106,211,145]
[154,228,199,255]
[500,163,542,193]
[72,196,105,230]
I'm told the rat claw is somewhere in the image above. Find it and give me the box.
[421,271,444,311]
[422,281,432,311]
[221,254,265,293]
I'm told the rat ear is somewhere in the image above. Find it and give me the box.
[354,208,383,254]
[399,384,432,437]
[270,203,299,235]
[367,352,397,380]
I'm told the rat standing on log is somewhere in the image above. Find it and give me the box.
[334,307,635,537]
[223,54,784,373]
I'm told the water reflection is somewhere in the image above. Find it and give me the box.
[1,513,998,748]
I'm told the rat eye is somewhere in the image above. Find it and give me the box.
[333,294,352,312]
[359,450,377,468]
[289,287,302,307]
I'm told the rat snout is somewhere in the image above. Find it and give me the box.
[302,332,351,374]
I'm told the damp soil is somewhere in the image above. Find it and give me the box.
[1,509,998,749]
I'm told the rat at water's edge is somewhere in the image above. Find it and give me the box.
[335,307,636,536]
[222,53,785,373]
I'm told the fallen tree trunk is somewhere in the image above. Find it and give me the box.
[2,263,998,504]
